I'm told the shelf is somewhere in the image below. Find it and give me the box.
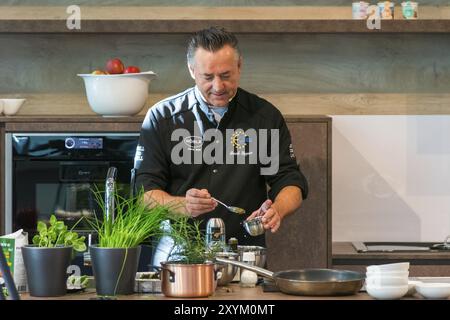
[2,93,450,116]
[2,6,450,33]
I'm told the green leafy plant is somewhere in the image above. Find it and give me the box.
[167,216,221,264]
[32,215,86,252]
[87,187,176,248]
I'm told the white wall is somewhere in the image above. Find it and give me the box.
[332,115,450,242]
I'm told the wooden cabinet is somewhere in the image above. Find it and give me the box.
[266,116,332,271]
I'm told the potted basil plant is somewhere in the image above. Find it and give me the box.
[22,215,86,297]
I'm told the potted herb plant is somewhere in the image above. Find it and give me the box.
[22,215,86,297]
[86,188,173,296]
[160,216,222,298]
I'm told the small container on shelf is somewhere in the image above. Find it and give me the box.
[378,1,395,20]
[402,1,418,19]
[352,1,370,20]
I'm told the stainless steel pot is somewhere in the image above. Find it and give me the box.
[216,258,364,296]
[214,252,239,286]
[160,262,218,298]
[237,245,266,268]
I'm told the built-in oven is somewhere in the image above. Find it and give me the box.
[4,133,147,273]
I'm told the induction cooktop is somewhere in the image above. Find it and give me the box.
[352,241,450,253]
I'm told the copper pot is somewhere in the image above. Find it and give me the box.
[160,262,218,298]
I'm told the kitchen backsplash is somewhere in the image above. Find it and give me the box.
[333,115,450,242]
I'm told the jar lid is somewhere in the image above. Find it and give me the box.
[242,251,256,262]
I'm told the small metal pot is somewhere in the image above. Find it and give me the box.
[238,245,267,268]
[160,262,218,298]
[243,216,265,236]
[215,252,239,286]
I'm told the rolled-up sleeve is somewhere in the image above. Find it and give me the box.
[264,111,309,201]
[134,109,170,192]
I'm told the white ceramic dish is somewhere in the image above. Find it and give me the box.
[366,262,410,273]
[366,270,409,278]
[365,276,408,287]
[366,284,408,300]
[416,282,450,299]
[78,71,156,117]
[2,98,26,116]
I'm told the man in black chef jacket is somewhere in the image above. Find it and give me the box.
[134,26,308,251]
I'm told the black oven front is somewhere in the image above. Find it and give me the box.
[5,133,140,236]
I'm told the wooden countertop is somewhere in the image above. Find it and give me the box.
[2,6,450,33]
[0,115,330,133]
[333,242,450,261]
[19,283,427,300]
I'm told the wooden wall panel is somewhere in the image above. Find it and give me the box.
[2,33,450,95]
[266,119,331,271]
[2,33,450,114]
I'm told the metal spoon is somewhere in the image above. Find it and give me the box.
[212,197,246,215]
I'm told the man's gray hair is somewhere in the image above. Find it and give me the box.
[187,26,241,66]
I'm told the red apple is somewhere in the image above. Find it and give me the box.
[124,66,141,74]
[106,58,125,74]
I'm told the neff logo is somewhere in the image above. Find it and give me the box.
[171,122,280,175]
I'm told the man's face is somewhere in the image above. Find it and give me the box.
[188,45,241,107]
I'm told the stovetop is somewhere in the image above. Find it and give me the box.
[352,241,450,253]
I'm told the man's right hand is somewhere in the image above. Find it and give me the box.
[185,188,217,217]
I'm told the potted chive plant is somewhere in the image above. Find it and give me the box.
[86,188,174,296]
[22,215,86,297]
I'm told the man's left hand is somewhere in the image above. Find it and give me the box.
[247,199,281,233]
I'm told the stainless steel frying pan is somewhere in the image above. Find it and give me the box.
[215,257,365,296]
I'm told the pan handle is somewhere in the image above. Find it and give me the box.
[215,257,275,279]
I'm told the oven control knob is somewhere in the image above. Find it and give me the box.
[65,138,75,149]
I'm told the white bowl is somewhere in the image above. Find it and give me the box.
[367,262,410,273]
[365,276,408,287]
[366,284,408,300]
[78,71,156,117]
[406,280,422,296]
[416,283,450,299]
[366,270,409,278]
[2,98,26,116]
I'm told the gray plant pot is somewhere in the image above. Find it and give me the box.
[90,245,141,296]
[22,245,72,297]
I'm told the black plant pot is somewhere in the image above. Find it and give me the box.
[22,245,72,297]
[90,245,141,296]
